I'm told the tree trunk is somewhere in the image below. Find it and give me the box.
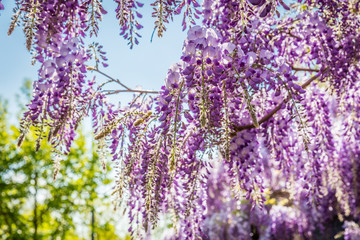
[91,208,95,240]
[33,171,38,240]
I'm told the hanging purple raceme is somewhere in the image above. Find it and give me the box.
[14,1,89,155]
[344,221,360,240]
[114,0,144,48]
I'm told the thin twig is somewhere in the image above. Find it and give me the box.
[88,66,159,94]
[88,67,131,90]
[231,70,326,135]
[103,89,159,95]
[287,31,302,40]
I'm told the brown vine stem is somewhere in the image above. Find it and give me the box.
[231,69,326,136]
[292,66,320,72]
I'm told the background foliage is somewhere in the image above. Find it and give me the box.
[0,83,126,240]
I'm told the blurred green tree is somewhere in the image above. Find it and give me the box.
[0,81,124,239]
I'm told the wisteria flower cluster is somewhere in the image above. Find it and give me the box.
[3,0,360,239]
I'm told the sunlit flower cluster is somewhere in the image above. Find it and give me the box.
[3,0,360,239]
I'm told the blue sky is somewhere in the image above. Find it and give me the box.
[0,1,187,122]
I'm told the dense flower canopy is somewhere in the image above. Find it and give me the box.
[3,0,360,239]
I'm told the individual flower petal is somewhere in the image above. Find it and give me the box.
[246,52,257,66]
[187,25,205,40]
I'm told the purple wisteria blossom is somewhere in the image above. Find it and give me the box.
[4,0,360,239]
